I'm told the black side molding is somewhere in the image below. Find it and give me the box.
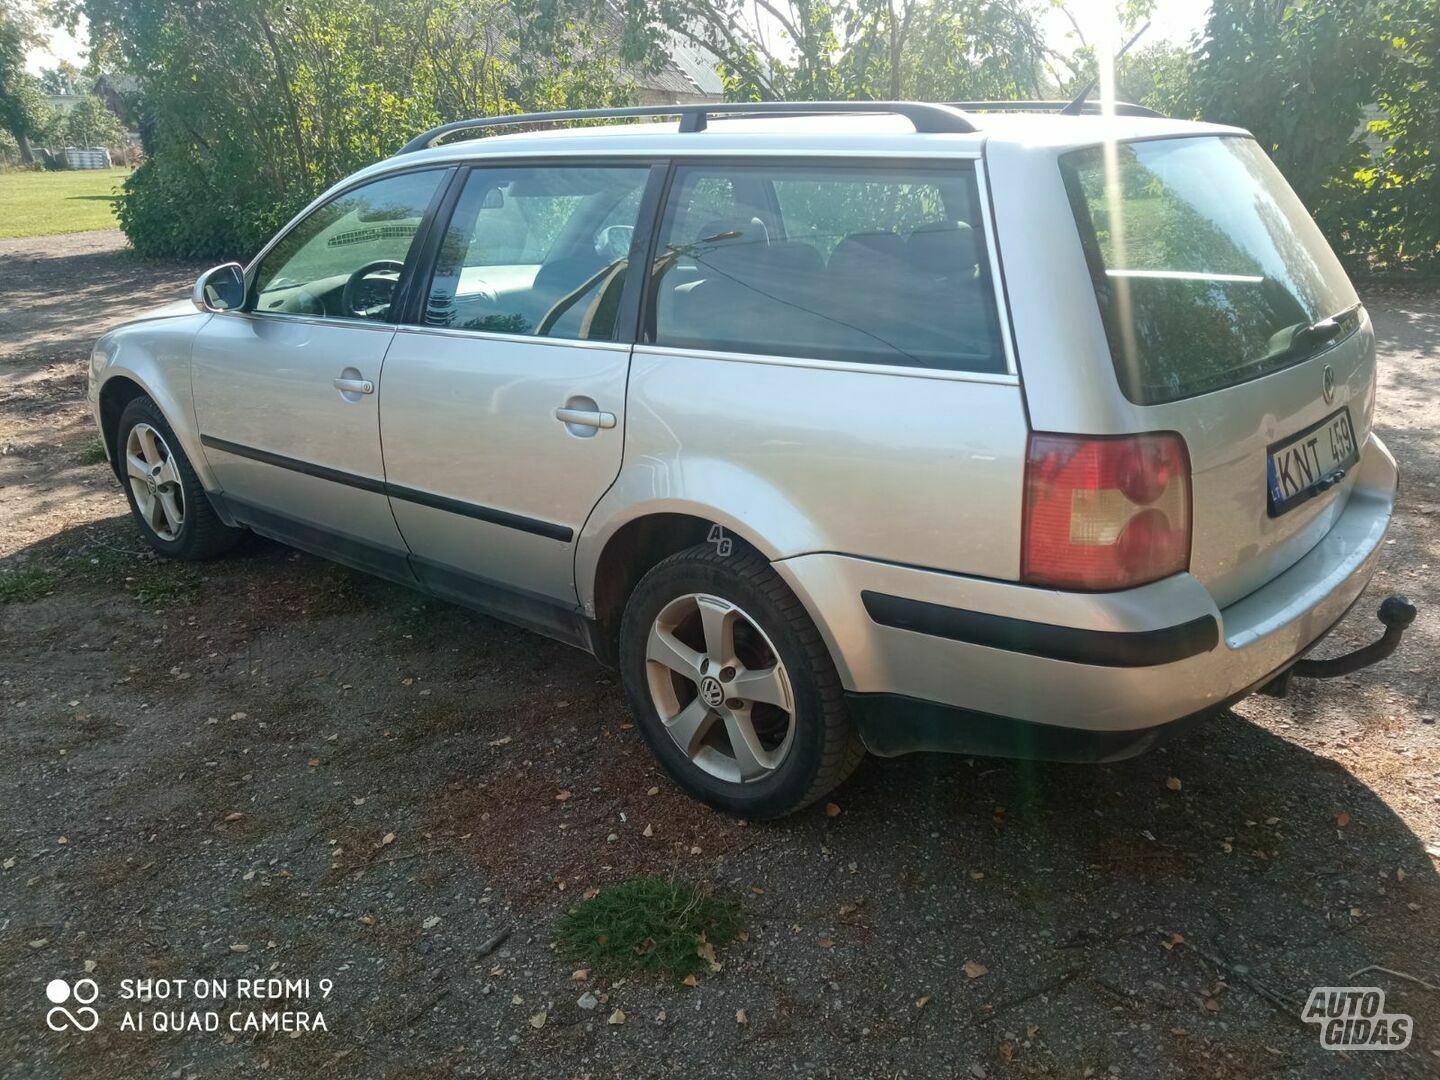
[201,435,385,494]
[200,435,573,542]
[861,590,1219,667]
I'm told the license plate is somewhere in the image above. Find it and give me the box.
[1267,407,1359,517]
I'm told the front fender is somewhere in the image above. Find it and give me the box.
[574,456,825,617]
[91,312,216,490]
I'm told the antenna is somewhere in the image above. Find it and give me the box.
[1059,20,1152,117]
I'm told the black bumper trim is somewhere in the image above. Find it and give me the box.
[845,607,1358,762]
[845,691,1193,763]
[860,590,1219,667]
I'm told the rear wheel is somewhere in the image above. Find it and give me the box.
[619,542,864,818]
[116,396,242,560]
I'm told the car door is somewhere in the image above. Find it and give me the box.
[379,161,660,637]
[191,167,450,580]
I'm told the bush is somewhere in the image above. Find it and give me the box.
[118,150,296,262]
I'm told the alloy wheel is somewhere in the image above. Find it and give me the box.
[125,422,186,541]
[644,592,795,783]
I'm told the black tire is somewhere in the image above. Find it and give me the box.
[619,542,865,819]
[116,396,243,561]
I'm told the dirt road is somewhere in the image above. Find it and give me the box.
[2,231,1437,1078]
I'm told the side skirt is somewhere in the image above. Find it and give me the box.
[210,493,595,652]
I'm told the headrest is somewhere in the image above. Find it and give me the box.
[905,221,978,277]
[827,230,906,285]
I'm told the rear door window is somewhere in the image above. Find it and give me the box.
[422,164,650,340]
[646,162,1006,373]
[1060,136,1358,405]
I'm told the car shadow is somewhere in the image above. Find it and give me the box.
[2,512,1436,1072]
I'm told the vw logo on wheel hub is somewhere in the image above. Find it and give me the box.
[699,675,725,708]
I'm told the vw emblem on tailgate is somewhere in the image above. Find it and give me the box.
[1322,364,1336,404]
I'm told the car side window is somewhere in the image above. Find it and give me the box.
[421,165,651,340]
[647,162,1006,373]
[250,169,446,322]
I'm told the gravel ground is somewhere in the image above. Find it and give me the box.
[1,231,1437,1079]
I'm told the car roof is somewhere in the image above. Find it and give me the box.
[344,110,1247,188]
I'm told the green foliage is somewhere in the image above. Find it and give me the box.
[618,0,1060,102]
[132,566,201,606]
[0,3,56,162]
[63,95,127,147]
[557,877,743,980]
[67,0,641,260]
[77,437,108,464]
[1186,0,1440,272]
[0,567,56,603]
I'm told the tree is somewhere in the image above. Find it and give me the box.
[1114,42,1194,116]
[1189,0,1390,208]
[614,0,1060,103]
[0,1,49,162]
[37,60,87,93]
[1350,0,1439,268]
[63,93,125,146]
[60,0,645,258]
[1185,0,1440,270]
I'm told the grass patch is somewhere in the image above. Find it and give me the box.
[133,567,201,606]
[0,568,56,603]
[77,438,109,465]
[557,876,743,981]
[0,167,133,238]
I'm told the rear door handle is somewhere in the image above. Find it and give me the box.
[333,377,374,394]
[554,407,616,429]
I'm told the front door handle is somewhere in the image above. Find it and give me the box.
[554,407,616,429]
[333,377,374,395]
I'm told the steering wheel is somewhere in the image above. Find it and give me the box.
[340,259,406,319]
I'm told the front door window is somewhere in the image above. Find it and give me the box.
[251,169,446,322]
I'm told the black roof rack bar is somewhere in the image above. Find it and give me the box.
[396,100,977,155]
[947,100,1164,119]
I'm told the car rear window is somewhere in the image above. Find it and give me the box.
[1060,136,1358,405]
[646,162,1006,373]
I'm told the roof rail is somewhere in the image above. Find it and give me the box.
[947,100,1164,119]
[396,100,977,155]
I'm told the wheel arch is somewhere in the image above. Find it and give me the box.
[581,506,794,668]
[96,365,218,492]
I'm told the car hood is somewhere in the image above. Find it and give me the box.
[126,298,201,324]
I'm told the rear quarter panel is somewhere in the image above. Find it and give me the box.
[575,350,1029,615]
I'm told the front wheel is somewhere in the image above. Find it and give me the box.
[618,543,864,819]
[116,396,242,560]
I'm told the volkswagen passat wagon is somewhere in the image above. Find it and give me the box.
[90,101,1413,818]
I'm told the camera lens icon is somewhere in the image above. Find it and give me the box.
[45,977,100,1032]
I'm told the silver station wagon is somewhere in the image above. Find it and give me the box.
[89,101,1416,818]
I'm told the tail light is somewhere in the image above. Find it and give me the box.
[1022,432,1191,591]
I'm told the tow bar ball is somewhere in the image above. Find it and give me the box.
[1292,594,1418,680]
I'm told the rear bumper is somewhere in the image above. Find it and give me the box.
[774,434,1399,755]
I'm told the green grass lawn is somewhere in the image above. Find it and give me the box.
[0,167,133,239]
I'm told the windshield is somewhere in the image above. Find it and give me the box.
[1060,136,1357,405]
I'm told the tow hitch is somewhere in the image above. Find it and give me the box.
[1260,595,1417,697]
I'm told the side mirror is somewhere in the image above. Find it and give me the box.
[192,263,246,313]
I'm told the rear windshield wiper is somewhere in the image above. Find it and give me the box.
[1264,303,1361,363]
[1289,302,1362,353]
